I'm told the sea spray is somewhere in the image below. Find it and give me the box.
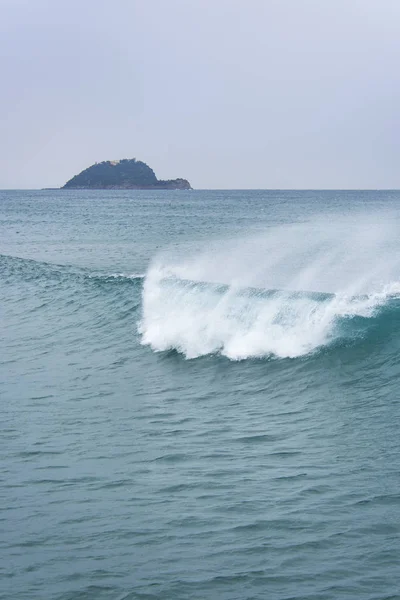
[140,214,400,359]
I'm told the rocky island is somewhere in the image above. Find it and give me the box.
[62,158,192,190]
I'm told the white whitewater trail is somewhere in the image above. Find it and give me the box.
[139,215,400,360]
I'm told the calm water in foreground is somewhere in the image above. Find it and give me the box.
[1,189,400,600]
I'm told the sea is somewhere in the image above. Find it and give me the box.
[1,189,400,600]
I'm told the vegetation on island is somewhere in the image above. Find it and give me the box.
[62,158,192,190]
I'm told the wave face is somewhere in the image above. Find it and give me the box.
[140,216,400,359]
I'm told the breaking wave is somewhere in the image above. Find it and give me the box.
[140,215,400,360]
[139,271,400,359]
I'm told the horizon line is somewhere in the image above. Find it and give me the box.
[2,187,400,192]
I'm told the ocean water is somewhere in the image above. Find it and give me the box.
[1,189,400,600]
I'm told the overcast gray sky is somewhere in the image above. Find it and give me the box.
[1,0,399,189]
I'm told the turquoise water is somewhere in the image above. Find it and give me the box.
[1,189,400,600]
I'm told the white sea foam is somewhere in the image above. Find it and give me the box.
[139,215,400,359]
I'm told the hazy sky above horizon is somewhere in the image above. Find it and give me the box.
[1,0,400,189]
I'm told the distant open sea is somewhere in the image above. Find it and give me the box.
[1,189,400,600]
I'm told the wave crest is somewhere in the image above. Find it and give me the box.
[140,270,399,359]
[140,216,400,360]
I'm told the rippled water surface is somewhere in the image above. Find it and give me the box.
[1,189,400,600]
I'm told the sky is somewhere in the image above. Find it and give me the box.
[1,0,400,189]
